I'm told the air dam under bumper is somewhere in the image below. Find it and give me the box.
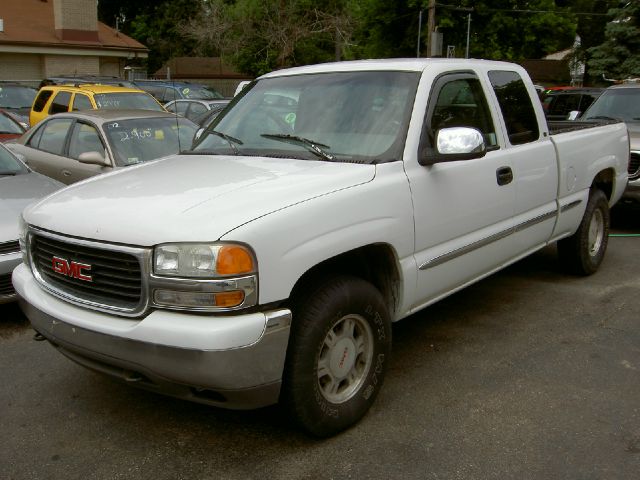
[12,263,292,410]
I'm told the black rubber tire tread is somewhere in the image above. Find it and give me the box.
[282,274,392,437]
[558,188,610,276]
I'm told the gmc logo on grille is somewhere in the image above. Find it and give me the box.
[52,256,93,282]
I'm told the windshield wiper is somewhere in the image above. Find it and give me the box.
[207,130,243,155]
[587,115,620,121]
[0,171,18,176]
[261,134,335,161]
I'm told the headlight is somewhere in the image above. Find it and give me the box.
[18,215,29,266]
[151,242,258,311]
[154,243,255,278]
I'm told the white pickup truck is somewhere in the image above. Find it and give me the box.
[13,59,629,437]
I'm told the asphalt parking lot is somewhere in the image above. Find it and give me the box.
[2,206,639,480]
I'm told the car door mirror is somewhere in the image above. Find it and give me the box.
[77,151,109,166]
[421,127,487,165]
[567,110,581,121]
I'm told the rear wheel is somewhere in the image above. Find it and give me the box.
[282,275,392,437]
[558,188,610,275]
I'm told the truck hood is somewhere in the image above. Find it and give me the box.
[24,154,375,246]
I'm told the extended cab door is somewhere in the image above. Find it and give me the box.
[487,70,558,254]
[406,71,518,308]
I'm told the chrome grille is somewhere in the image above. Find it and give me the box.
[30,233,144,311]
[0,273,14,296]
[0,240,20,255]
[629,152,640,178]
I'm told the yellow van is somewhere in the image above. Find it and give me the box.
[29,84,165,126]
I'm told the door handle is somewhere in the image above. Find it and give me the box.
[496,166,513,186]
[61,169,72,177]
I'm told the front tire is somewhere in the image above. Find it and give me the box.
[282,275,392,437]
[558,188,610,275]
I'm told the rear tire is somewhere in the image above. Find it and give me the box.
[282,275,392,437]
[558,189,609,275]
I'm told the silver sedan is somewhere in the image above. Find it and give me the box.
[8,110,198,184]
[0,143,63,303]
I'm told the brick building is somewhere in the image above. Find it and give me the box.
[0,0,147,84]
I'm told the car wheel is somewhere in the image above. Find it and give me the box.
[282,275,392,437]
[558,188,610,275]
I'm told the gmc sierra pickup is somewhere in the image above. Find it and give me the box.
[13,59,629,437]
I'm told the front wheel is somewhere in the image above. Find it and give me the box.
[282,275,392,437]
[558,188,610,275]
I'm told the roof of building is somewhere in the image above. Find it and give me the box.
[0,0,147,53]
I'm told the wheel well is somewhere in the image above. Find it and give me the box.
[288,244,401,318]
[592,168,614,202]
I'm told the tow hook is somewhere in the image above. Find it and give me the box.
[33,332,46,342]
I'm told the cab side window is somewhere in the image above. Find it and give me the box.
[72,94,93,111]
[37,118,74,155]
[49,91,72,115]
[422,72,498,158]
[488,70,540,145]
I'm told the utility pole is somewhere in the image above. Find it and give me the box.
[416,10,423,58]
[426,0,436,58]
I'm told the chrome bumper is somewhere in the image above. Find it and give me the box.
[13,263,292,410]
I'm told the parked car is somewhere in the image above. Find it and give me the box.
[38,76,137,89]
[0,83,37,128]
[134,80,225,103]
[9,110,197,184]
[541,88,603,121]
[164,99,230,123]
[0,109,27,142]
[579,83,640,203]
[0,143,63,303]
[29,84,165,126]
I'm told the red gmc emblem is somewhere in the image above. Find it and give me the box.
[52,256,93,282]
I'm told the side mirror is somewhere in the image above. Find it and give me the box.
[77,151,109,166]
[567,110,581,121]
[194,128,204,142]
[420,127,487,165]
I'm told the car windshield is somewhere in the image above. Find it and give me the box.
[583,88,640,123]
[192,71,420,164]
[0,144,28,175]
[0,85,37,109]
[0,113,23,134]
[94,93,164,111]
[103,117,198,166]
[180,86,224,100]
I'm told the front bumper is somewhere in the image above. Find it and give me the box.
[12,263,292,409]
[0,250,21,303]
[621,176,640,203]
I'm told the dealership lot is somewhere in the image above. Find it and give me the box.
[1,207,639,480]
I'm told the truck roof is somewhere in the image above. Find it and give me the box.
[260,58,525,78]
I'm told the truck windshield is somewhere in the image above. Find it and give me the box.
[582,87,640,123]
[192,71,420,163]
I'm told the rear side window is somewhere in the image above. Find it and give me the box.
[38,118,74,155]
[49,91,72,115]
[32,90,54,112]
[488,71,539,145]
[72,94,93,111]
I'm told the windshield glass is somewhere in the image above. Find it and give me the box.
[94,93,164,111]
[103,117,197,166]
[180,86,224,100]
[0,85,37,109]
[583,88,640,123]
[0,144,28,175]
[0,113,23,134]
[193,71,420,163]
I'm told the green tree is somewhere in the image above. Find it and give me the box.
[588,2,640,80]
[97,0,201,74]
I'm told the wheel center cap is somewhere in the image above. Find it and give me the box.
[330,338,356,378]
